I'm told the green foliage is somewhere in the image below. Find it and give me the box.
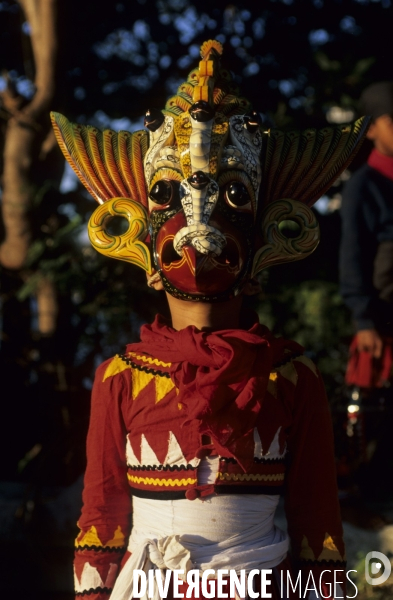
[258,279,352,348]
[351,552,393,600]
[315,52,341,72]
[255,279,353,394]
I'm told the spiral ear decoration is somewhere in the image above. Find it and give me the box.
[88,198,152,273]
[251,199,320,277]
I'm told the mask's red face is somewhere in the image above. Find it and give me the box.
[146,108,262,301]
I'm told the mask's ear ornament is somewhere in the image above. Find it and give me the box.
[252,119,371,276]
[50,112,152,274]
[51,40,370,301]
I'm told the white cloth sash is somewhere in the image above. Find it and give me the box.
[109,534,192,600]
[109,494,289,600]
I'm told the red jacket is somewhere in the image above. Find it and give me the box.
[74,317,345,599]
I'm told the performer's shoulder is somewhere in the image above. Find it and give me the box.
[95,348,172,385]
[96,353,132,383]
[269,339,319,388]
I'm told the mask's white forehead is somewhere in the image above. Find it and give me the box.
[144,112,262,215]
[228,115,263,195]
[144,115,176,187]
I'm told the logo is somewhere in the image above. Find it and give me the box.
[365,551,391,586]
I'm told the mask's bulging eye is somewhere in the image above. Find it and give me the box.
[243,111,262,133]
[144,108,165,132]
[189,101,215,122]
[149,180,179,206]
[225,182,250,208]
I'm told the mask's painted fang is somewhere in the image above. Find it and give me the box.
[51,39,370,302]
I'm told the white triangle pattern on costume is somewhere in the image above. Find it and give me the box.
[253,428,263,459]
[253,426,287,459]
[164,431,187,467]
[266,426,286,459]
[164,431,187,466]
[126,437,141,467]
[74,562,118,594]
[127,431,200,468]
[140,434,160,466]
[163,431,200,468]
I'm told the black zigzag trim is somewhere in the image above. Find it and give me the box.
[216,484,284,495]
[75,545,124,553]
[130,485,284,500]
[127,463,195,472]
[118,353,171,378]
[272,351,303,369]
[131,488,187,500]
[220,456,285,465]
[220,457,240,465]
[253,456,286,464]
[118,351,303,376]
[299,559,346,567]
[76,587,112,596]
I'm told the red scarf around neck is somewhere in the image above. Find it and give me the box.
[128,314,302,471]
[368,148,393,181]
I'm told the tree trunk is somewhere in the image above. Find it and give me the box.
[0,0,59,334]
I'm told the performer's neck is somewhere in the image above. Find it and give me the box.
[166,293,243,332]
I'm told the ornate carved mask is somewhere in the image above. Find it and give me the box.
[51,40,369,302]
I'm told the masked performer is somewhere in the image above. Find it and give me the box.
[51,40,368,600]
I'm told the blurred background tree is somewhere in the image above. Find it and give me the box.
[1,0,393,597]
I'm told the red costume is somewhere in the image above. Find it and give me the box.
[51,40,368,600]
[73,316,347,599]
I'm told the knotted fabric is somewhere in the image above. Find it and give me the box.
[127,313,301,471]
[109,534,192,600]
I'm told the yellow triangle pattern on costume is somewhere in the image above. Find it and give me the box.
[267,371,278,398]
[299,535,316,561]
[102,355,130,382]
[75,525,125,548]
[76,525,102,548]
[131,368,155,400]
[278,361,298,386]
[155,375,176,403]
[318,533,345,562]
[107,525,126,548]
[294,355,318,378]
[299,533,345,562]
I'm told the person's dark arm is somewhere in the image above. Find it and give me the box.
[339,171,378,331]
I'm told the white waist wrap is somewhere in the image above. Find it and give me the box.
[110,494,288,600]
